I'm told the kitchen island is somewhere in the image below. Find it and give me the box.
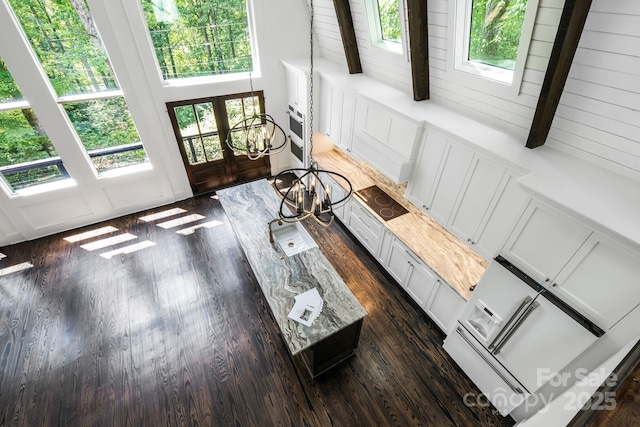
[217,179,367,377]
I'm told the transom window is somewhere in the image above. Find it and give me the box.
[140,0,255,81]
[452,0,538,88]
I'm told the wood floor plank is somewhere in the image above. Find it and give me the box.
[0,191,519,426]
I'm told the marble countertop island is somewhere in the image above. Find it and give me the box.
[217,179,367,356]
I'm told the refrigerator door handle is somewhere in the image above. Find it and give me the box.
[492,300,540,355]
[456,327,524,395]
[488,296,533,352]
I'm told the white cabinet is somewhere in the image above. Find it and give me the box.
[377,228,393,265]
[318,77,355,153]
[385,237,437,307]
[425,141,474,224]
[406,132,475,224]
[386,237,414,284]
[348,199,384,256]
[351,98,422,184]
[331,178,350,223]
[285,65,307,109]
[550,233,640,329]
[502,201,591,284]
[406,131,448,210]
[471,174,530,260]
[448,153,506,240]
[407,131,527,260]
[425,280,466,334]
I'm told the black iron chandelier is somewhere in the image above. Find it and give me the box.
[271,0,353,226]
[225,77,287,160]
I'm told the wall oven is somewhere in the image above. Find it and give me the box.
[287,104,307,169]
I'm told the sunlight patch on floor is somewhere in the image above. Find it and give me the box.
[139,208,187,222]
[63,226,118,243]
[100,240,157,259]
[156,214,206,229]
[0,262,33,277]
[80,233,138,251]
[176,220,223,235]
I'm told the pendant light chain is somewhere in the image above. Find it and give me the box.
[309,0,315,159]
[270,0,353,228]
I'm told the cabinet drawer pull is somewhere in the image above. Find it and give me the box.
[404,249,421,265]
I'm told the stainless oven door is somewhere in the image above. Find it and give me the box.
[288,107,304,141]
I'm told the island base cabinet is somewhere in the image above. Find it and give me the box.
[425,280,466,334]
[300,318,363,378]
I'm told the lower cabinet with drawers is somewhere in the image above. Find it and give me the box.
[343,195,466,335]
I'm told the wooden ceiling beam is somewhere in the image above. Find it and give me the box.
[332,0,362,74]
[526,0,593,148]
[406,0,430,100]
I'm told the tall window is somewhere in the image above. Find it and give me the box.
[140,0,254,81]
[0,57,68,192]
[453,0,538,86]
[7,0,148,176]
[363,0,406,54]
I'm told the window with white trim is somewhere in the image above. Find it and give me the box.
[2,0,149,190]
[0,57,68,192]
[139,0,256,81]
[363,0,407,55]
[452,0,538,89]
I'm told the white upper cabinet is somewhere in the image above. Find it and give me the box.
[422,140,474,224]
[471,174,530,260]
[285,65,307,109]
[406,129,529,260]
[318,77,355,153]
[448,153,506,242]
[351,98,422,184]
[502,201,592,284]
[550,233,640,329]
[406,131,448,210]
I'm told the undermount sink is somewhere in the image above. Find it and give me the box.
[270,220,318,257]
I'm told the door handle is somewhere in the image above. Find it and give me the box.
[455,327,524,394]
[492,300,540,355]
[488,296,533,351]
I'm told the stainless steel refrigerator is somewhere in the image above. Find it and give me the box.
[444,256,604,416]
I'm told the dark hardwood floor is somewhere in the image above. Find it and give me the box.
[0,189,515,426]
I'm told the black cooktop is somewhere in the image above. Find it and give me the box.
[355,185,409,221]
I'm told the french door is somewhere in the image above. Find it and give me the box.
[167,91,271,194]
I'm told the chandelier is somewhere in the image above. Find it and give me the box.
[225,77,287,160]
[271,0,353,226]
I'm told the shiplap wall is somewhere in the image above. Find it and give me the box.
[313,0,564,136]
[547,0,640,181]
[313,0,640,181]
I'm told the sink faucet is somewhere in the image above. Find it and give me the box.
[268,218,283,243]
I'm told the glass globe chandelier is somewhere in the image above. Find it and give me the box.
[271,0,353,226]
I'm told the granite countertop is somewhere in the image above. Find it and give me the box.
[314,146,488,300]
[217,179,367,355]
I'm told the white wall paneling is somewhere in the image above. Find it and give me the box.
[547,0,640,181]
